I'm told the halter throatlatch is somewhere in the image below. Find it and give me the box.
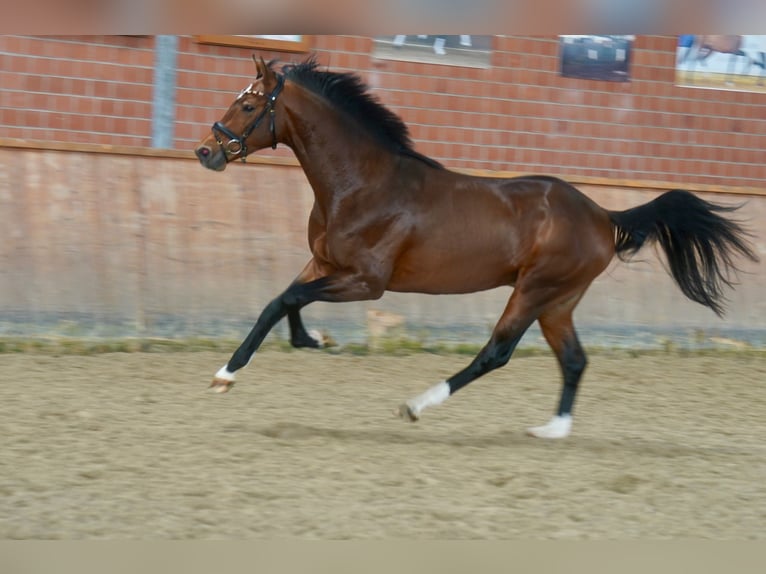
[212,73,284,162]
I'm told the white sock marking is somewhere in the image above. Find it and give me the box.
[307,329,324,348]
[214,364,235,382]
[406,381,450,417]
[527,415,573,439]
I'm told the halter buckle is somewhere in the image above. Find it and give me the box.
[225,139,243,154]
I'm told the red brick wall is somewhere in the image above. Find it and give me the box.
[0,35,155,147]
[2,35,765,190]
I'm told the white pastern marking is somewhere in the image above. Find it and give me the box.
[214,365,236,382]
[307,329,324,348]
[527,415,573,439]
[406,381,450,417]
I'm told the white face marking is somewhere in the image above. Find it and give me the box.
[236,83,264,101]
[236,83,254,100]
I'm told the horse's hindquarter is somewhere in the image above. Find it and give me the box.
[387,174,614,295]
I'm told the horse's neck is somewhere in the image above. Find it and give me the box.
[281,92,395,207]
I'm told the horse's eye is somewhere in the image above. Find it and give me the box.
[243,103,255,112]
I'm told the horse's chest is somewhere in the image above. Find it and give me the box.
[310,231,330,262]
[310,213,406,268]
[309,229,354,267]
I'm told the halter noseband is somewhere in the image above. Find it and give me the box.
[211,73,284,162]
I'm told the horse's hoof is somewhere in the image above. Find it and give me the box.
[397,403,419,422]
[209,378,234,393]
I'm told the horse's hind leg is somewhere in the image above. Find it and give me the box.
[398,287,539,422]
[526,302,586,439]
[398,278,594,439]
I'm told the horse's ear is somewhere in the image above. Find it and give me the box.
[253,54,264,79]
[253,55,276,86]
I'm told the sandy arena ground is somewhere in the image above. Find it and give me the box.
[1,349,764,539]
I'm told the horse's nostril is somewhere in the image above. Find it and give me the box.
[196,146,210,159]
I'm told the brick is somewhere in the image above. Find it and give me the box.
[0,35,763,190]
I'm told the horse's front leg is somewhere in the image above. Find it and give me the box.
[210,294,290,392]
[211,271,385,392]
[285,261,330,349]
[286,306,326,349]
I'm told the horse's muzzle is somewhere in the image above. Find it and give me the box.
[195,144,227,172]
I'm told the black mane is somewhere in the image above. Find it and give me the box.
[278,58,443,169]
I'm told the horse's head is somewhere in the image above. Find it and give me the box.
[195,56,284,171]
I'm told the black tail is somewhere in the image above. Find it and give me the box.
[609,189,759,317]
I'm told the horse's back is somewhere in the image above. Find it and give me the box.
[423,170,613,253]
[387,170,614,294]
[492,174,608,225]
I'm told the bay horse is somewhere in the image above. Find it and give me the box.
[195,56,757,439]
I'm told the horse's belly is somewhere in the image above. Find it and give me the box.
[387,250,516,294]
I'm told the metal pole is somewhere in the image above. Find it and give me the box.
[151,35,178,149]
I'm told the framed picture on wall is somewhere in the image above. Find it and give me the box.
[372,35,492,68]
[675,35,766,93]
[559,35,634,82]
[195,35,310,53]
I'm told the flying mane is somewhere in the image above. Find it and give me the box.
[278,58,444,169]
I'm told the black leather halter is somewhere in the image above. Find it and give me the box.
[211,73,284,162]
